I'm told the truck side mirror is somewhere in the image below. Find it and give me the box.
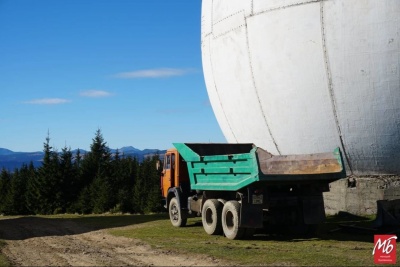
[156,160,162,170]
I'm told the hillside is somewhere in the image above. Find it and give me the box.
[0,147,166,171]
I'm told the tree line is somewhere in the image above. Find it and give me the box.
[0,129,163,215]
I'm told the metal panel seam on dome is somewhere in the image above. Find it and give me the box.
[212,10,246,39]
[205,0,237,143]
[244,18,281,155]
[206,37,238,143]
[319,1,353,174]
[252,0,324,17]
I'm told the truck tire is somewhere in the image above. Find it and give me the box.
[201,199,223,235]
[169,197,187,227]
[221,200,245,240]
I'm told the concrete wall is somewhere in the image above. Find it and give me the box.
[323,176,400,215]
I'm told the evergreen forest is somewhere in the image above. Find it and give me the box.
[0,129,163,215]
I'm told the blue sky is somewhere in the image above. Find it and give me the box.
[0,0,225,152]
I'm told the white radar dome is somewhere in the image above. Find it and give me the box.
[201,0,400,175]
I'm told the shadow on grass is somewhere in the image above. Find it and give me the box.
[327,211,372,223]
[0,211,397,243]
[244,211,399,243]
[184,221,203,227]
[181,211,398,243]
[0,213,168,241]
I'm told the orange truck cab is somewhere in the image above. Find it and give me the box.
[160,148,190,204]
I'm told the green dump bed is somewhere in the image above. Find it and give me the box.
[173,143,346,191]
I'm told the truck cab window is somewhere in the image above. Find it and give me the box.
[164,155,171,170]
[171,154,175,170]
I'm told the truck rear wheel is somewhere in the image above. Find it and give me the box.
[222,200,245,240]
[202,199,222,235]
[169,197,187,227]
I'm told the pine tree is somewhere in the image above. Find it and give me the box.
[76,186,92,214]
[58,146,77,213]
[91,173,113,213]
[143,155,162,213]
[0,168,11,214]
[80,129,111,185]
[66,148,83,213]
[132,174,144,213]
[77,129,112,213]
[25,162,39,214]
[35,134,61,214]
[2,165,31,215]
[75,148,82,169]
[132,157,147,213]
[112,154,137,213]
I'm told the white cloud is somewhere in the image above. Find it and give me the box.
[24,98,70,105]
[80,90,113,98]
[113,68,195,79]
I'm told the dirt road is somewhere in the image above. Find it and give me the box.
[0,217,225,266]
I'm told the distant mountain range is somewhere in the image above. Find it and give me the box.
[0,146,166,171]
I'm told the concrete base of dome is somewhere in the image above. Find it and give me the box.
[324,176,400,216]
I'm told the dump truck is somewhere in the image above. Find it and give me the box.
[160,143,346,239]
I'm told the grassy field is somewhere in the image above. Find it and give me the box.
[0,213,398,266]
[108,214,379,266]
[74,213,397,266]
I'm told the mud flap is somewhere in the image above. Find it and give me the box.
[302,196,326,224]
[240,203,263,228]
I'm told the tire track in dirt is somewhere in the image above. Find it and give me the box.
[0,217,226,266]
